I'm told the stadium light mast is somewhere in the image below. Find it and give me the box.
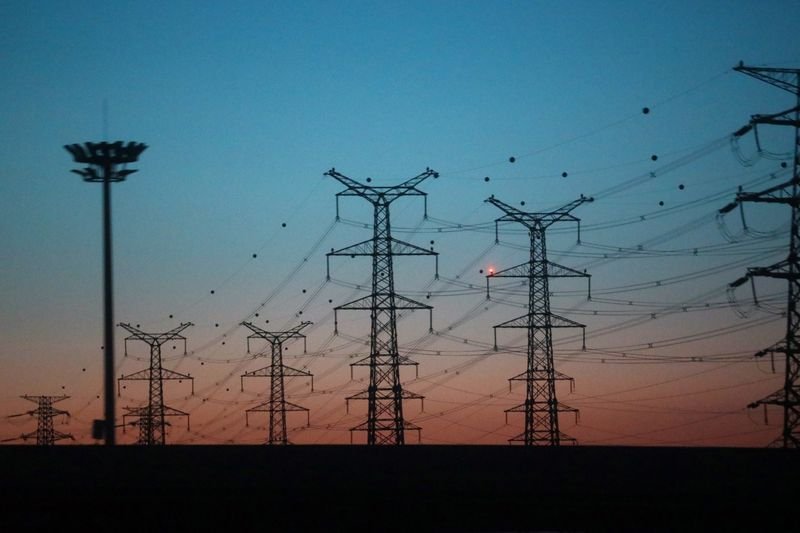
[64,141,147,446]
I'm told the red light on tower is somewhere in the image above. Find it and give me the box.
[488,267,495,276]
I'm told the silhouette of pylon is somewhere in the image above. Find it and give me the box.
[326,167,438,445]
[240,321,314,445]
[722,63,800,448]
[117,322,194,445]
[486,194,592,445]
[9,395,74,445]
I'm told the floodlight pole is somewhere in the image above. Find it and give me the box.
[65,141,147,446]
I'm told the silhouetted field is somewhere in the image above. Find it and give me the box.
[1,445,795,531]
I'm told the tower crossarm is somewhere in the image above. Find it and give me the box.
[730,259,798,289]
[326,168,438,206]
[493,313,587,351]
[247,400,309,414]
[738,178,800,206]
[486,194,593,231]
[242,364,312,379]
[241,321,311,350]
[494,312,586,330]
[734,63,800,94]
[122,405,190,427]
[750,105,800,127]
[488,260,589,279]
[327,238,437,258]
[119,322,193,351]
[334,294,433,333]
[118,367,194,395]
[335,293,432,311]
[326,238,438,279]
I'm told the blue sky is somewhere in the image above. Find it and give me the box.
[2,1,799,445]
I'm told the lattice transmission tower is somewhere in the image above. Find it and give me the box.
[721,63,800,448]
[486,195,592,445]
[326,167,438,445]
[6,395,74,445]
[117,322,194,445]
[240,321,314,445]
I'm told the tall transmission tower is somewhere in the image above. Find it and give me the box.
[325,167,438,445]
[64,141,147,446]
[486,195,592,446]
[117,322,194,445]
[721,63,800,448]
[240,321,314,445]
[6,395,74,445]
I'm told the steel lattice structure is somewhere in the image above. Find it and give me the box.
[326,167,438,445]
[240,321,313,445]
[722,63,800,448]
[117,322,194,445]
[9,395,74,445]
[486,195,592,445]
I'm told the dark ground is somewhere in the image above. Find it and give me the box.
[0,445,795,532]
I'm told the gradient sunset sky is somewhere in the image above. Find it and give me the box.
[2,0,799,445]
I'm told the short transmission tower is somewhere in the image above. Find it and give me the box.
[117,322,194,445]
[7,395,74,445]
[326,167,438,445]
[721,63,800,448]
[240,321,314,445]
[486,195,592,445]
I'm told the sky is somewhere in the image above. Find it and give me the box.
[2,0,799,446]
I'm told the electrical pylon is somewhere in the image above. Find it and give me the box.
[721,63,800,448]
[240,321,314,445]
[325,167,438,445]
[117,322,194,445]
[7,395,74,445]
[486,194,592,445]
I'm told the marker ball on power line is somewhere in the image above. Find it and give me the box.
[562,172,568,178]
[255,313,259,317]
[782,162,788,168]
[679,184,685,190]
[210,290,215,294]
[484,176,490,182]
[479,269,484,274]
[509,156,516,163]
[659,201,664,206]
[215,323,219,327]
[252,253,257,258]
[328,299,333,303]
[651,155,658,161]
[520,201,525,206]
[642,107,650,114]
[366,177,372,182]
[302,289,307,293]
[281,223,286,227]
[169,314,173,318]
